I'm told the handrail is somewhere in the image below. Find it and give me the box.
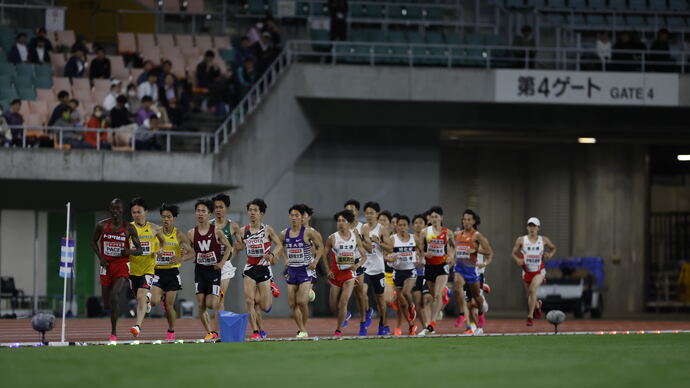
[8,125,215,153]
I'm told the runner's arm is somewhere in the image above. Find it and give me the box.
[266,226,284,265]
[322,235,333,275]
[126,224,144,256]
[543,236,557,260]
[446,235,456,266]
[231,222,244,250]
[378,230,393,253]
[475,233,493,268]
[177,230,195,262]
[353,234,368,271]
[511,237,524,265]
[279,230,288,264]
[307,229,324,269]
[360,224,373,252]
[91,222,107,266]
[215,229,232,270]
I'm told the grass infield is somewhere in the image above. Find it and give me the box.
[2,334,689,387]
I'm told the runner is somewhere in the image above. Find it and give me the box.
[418,206,455,335]
[281,204,323,338]
[453,209,493,334]
[149,203,194,340]
[360,202,393,336]
[209,194,242,337]
[323,209,368,336]
[411,214,432,331]
[377,210,399,334]
[240,198,284,340]
[128,197,166,338]
[343,199,370,333]
[187,199,233,339]
[386,215,419,335]
[511,217,557,326]
[91,198,143,341]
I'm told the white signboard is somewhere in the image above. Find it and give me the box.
[276,0,296,18]
[495,69,679,106]
[45,7,66,32]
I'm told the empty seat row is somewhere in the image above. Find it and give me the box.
[139,0,205,13]
[503,0,689,10]
[117,32,230,55]
[545,12,690,27]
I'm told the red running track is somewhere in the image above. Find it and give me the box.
[2,317,690,343]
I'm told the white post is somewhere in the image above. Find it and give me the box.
[60,202,71,343]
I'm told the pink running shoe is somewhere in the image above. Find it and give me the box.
[442,287,450,305]
[455,315,466,328]
[478,314,486,328]
[165,331,175,341]
[108,334,117,341]
[271,281,281,298]
[482,283,491,294]
[334,330,342,337]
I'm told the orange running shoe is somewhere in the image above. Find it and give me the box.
[130,325,140,338]
[408,324,418,335]
[250,332,262,340]
[394,327,402,336]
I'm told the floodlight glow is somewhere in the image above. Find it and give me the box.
[578,137,597,144]
[677,154,690,161]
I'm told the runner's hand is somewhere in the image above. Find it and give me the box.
[99,258,108,267]
[327,271,334,280]
[517,258,525,266]
[214,261,225,271]
[424,251,434,259]
[307,261,317,270]
[171,255,181,265]
[477,263,486,269]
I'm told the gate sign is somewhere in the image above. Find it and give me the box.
[495,69,679,106]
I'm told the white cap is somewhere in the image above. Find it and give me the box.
[527,217,540,226]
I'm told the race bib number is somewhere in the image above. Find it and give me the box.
[287,248,305,262]
[156,250,175,265]
[336,251,355,266]
[398,251,415,262]
[197,251,217,265]
[246,240,265,257]
[140,241,151,256]
[104,241,124,257]
[428,240,445,256]
[525,255,542,271]
[456,246,470,260]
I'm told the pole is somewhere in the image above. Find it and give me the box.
[33,211,38,315]
[60,202,70,343]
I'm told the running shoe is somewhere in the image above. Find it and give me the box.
[308,289,316,302]
[478,313,486,328]
[212,332,220,340]
[464,326,474,335]
[296,331,308,338]
[377,325,386,336]
[535,299,543,319]
[334,330,342,337]
[364,307,373,327]
[204,332,215,340]
[408,304,417,322]
[270,281,280,298]
[108,334,117,341]
[455,315,466,328]
[382,326,391,335]
[146,292,152,314]
[130,325,140,338]
[442,287,450,305]
[474,327,484,336]
[342,311,351,328]
[359,322,368,336]
[259,331,267,339]
[526,317,534,326]
[394,327,402,336]
[266,305,272,313]
[165,331,175,341]
[418,328,429,336]
[482,283,491,294]
[250,332,261,340]
[408,324,418,335]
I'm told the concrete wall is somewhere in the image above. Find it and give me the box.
[0,210,47,298]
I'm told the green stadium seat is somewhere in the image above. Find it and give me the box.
[425,7,443,20]
[407,6,424,20]
[0,99,9,110]
[0,63,15,75]
[13,75,33,89]
[309,29,331,52]
[0,52,7,63]
[0,87,18,100]
[367,5,385,18]
[296,2,310,16]
[350,29,369,42]
[34,65,51,78]
[463,34,486,67]
[0,74,11,88]
[312,2,329,16]
[388,6,405,19]
[219,48,234,62]
[388,31,407,43]
[350,3,366,18]
[34,75,52,89]
[370,30,386,42]
[17,87,36,101]
[247,0,266,15]
[15,63,34,77]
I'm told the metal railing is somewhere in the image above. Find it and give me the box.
[287,39,689,72]
[8,124,216,153]
[538,7,690,34]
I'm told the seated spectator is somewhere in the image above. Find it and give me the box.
[612,31,634,71]
[208,71,236,117]
[159,74,183,127]
[135,96,155,125]
[54,99,82,127]
[29,28,54,52]
[252,32,277,74]
[85,105,111,149]
[649,28,673,72]
[234,37,256,70]
[247,20,264,46]
[64,48,87,78]
[0,105,11,147]
[28,38,51,65]
[126,83,141,113]
[137,60,154,85]
[512,25,535,69]
[196,50,221,89]
[102,80,121,112]
[89,47,111,81]
[157,60,178,89]
[264,16,282,47]
[236,58,257,98]
[71,37,90,55]
[137,73,159,102]
[8,33,29,64]
[596,31,612,69]
[3,99,24,144]
[110,95,131,128]
[135,115,162,151]
[48,90,70,126]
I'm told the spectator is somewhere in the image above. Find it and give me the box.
[28,38,51,65]
[612,31,634,71]
[110,95,131,128]
[649,28,673,72]
[512,25,535,68]
[157,60,177,89]
[246,20,264,46]
[29,28,54,52]
[71,37,90,55]
[329,0,348,41]
[126,83,141,112]
[234,37,256,70]
[102,80,122,112]
[135,96,155,125]
[135,115,162,150]
[55,99,91,149]
[85,105,111,149]
[264,16,282,47]
[159,73,183,126]
[137,60,154,85]
[3,99,24,145]
[208,72,236,116]
[64,48,87,78]
[596,31,612,69]
[48,90,70,126]
[252,32,277,74]
[236,58,257,98]
[137,73,159,101]
[89,47,111,81]
[8,33,29,64]
[196,50,221,89]
[0,105,11,147]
